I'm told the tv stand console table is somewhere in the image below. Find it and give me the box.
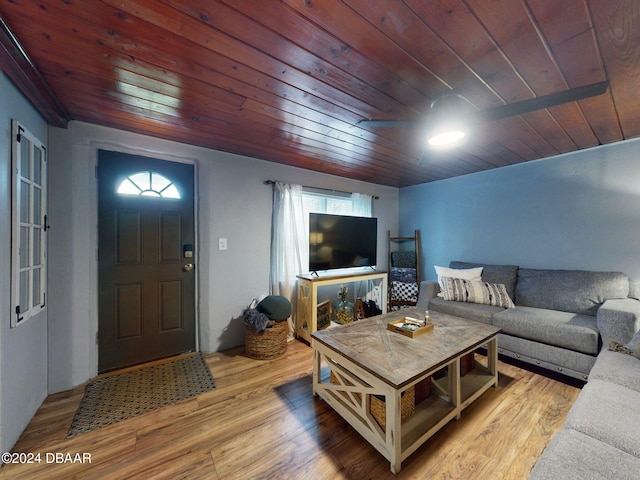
[296,270,387,343]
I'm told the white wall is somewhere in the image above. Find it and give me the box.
[0,73,49,453]
[400,138,640,283]
[47,121,399,394]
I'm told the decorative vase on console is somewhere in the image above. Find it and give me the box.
[334,285,354,324]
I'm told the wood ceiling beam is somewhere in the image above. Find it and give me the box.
[0,17,69,127]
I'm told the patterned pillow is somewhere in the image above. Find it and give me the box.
[440,277,515,308]
[434,265,483,297]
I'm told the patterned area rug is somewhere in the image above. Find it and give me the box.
[68,354,216,437]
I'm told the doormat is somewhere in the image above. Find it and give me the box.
[67,353,216,437]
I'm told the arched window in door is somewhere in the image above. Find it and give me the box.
[116,171,181,199]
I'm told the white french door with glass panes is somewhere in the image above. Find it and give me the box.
[11,120,47,327]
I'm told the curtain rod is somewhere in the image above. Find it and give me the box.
[263,180,379,199]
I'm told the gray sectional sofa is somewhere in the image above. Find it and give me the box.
[529,328,640,478]
[416,261,640,479]
[417,261,640,381]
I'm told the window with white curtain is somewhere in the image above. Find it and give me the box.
[302,189,352,216]
[300,188,377,306]
[11,120,47,327]
[302,188,372,217]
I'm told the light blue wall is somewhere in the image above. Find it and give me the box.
[400,138,640,283]
[0,73,49,453]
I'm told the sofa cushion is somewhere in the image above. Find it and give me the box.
[434,265,482,292]
[589,348,640,392]
[428,297,501,325]
[529,428,640,480]
[565,379,640,458]
[597,298,640,345]
[515,268,629,316]
[498,334,596,379]
[416,281,440,310]
[450,261,519,300]
[627,327,640,350]
[630,278,640,300]
[440,277,515,308]
[492,306,599,355]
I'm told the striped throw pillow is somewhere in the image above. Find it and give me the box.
[441,277,515,308]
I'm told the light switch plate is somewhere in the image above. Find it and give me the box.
[218,237,228,251]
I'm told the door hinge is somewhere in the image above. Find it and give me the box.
[44,214,50,231]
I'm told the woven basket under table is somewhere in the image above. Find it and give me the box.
[370,387,415,430]
[244,320,287,360]
[330,371,415,430]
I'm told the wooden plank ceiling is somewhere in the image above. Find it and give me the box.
[1,0,638,188]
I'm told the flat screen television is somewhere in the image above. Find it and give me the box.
[308,213,377,272]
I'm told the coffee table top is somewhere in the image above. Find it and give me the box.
[311,307,501,389]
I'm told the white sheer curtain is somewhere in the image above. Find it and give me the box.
[350,192,376,307]
[270,182,308,339]
[352,192,372,217]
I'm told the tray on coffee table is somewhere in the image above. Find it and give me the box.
[387,318,434,338]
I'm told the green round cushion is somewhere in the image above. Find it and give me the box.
[257,295,292,321]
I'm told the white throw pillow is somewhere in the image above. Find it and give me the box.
[434,265,483,296]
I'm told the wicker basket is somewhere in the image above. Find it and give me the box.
[370,387,415,430]
[329,370,415,429]
[244,320,287,360]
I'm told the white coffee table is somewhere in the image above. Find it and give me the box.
[311,307,501,474]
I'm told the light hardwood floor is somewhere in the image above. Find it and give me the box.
[0,340,581,479]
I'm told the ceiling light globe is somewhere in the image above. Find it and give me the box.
[427,129,466,147]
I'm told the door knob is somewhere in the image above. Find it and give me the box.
[184,264,194,271]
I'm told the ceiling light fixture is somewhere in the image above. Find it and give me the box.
[426,94,470,148]
[427,127,466,147]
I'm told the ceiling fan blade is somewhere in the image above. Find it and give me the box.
[357,119,422,128]
[358,81,609,130]
[477,80,609,122]
[417,149,427,166]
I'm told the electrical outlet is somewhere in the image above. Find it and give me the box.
[218,237,228,251]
